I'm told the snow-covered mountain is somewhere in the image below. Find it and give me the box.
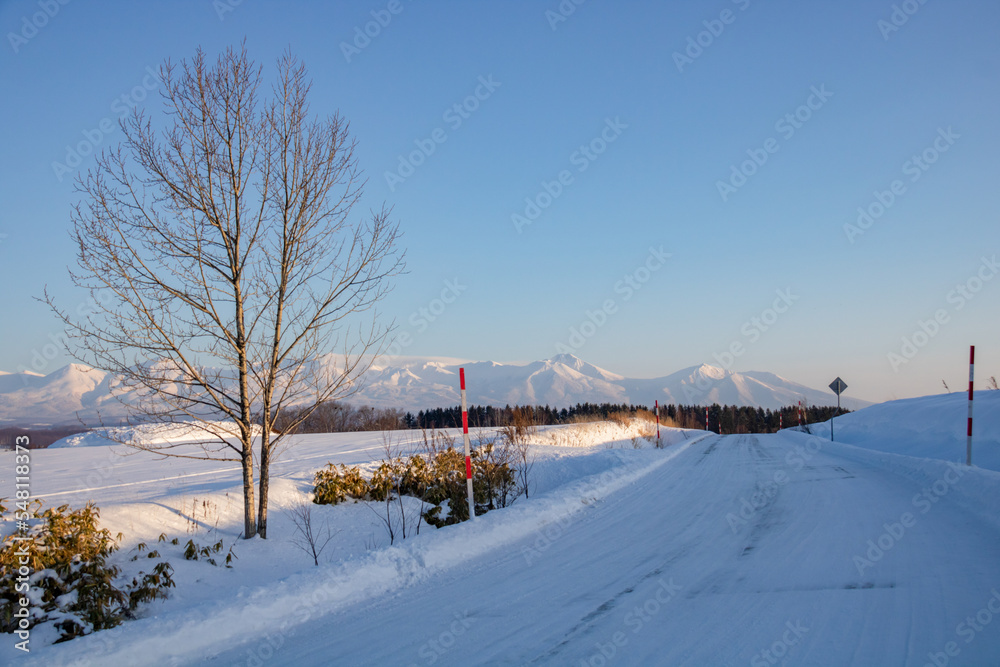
[0,364,128,426]
[639,364,871,411]
[0,354,871,425]
[357,354,872,412]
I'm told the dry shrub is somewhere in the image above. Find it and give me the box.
[0,501,174,643]
[607,411,632,428]
[568,414,602,424]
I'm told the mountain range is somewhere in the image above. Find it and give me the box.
[0,354,871,426]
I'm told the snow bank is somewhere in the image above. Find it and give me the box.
[50,421,264,449]
[804,390,1000,472]
[814,435,1000,533]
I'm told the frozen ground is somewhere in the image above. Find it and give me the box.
[1,394,998,666]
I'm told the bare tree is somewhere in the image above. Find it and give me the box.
[500,408,536,499]
[476,429,519,510]
[510,431,535,499]
[290,502,337,566]
[46,44,403,539]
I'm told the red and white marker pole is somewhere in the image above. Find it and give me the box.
[655,400,660,446]
[705,407,709,431]
[967,346,975,466]
[459,368,476,519]
[798,400,803,428]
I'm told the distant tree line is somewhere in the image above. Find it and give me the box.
[0,402,852,450]
[274,401,850,435]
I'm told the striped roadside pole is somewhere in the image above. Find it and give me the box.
[655,400,660,446]
[460,368,476,519]
[705,407,708,432]
[967,346,975,466]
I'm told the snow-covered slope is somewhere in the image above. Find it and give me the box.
[49,420,264,449]
[805,390,1000,472]
[0,355,870,425]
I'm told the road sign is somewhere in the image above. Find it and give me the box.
[828,377,848,441]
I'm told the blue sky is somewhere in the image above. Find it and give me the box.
[1,0,998,403]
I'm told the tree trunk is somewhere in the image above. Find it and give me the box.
[257,444,270,538]
[242,447,257,539]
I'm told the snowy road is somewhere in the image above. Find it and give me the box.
[202,431,1000,666]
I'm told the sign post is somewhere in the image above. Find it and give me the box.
[459,368,475,520]
[967,345,975,466]
[829,377,848,441]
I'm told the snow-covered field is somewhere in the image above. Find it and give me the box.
[2,392,999,665]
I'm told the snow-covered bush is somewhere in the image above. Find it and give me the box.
[0,501,174,643]
[367,460,401,502]
[312,464,371,505]
[421,446,518,527]
[312,445,520,529]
